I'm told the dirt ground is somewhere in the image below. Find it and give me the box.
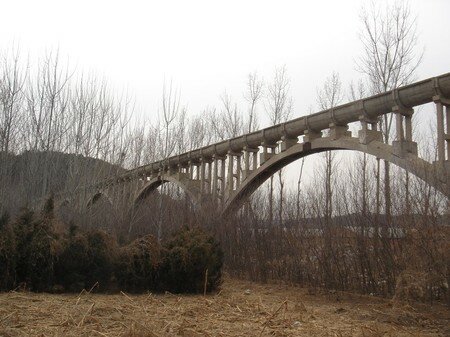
[0,277,448,337]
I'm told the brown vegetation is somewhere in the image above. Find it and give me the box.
[0,277,448,337]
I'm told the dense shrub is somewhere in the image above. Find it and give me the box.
[13,208,35,284]
[1,202,224,294]
[84,229,117,290]
[25,221,59,291]
[0,212,16,290]
[55,229,90,291]
[55,227,117,291]
[115,235,162,292]
[160,227,223,293]
[5,200,61,292]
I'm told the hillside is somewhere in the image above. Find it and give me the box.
[0,151,125,213]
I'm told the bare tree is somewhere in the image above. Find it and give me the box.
[220,91,243,139]
[161,80,181,159]
[0,47,27,154]
[349,80,368,217]
[157,80,182,241]
[265,66,293,225]
[317,72,344,223]
[358,0,423,226]
[244,71,263,133]
[316,72,344,289]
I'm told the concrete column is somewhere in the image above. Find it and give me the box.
[361,118,368,132]
[358,114,382,145]
[436,100,445,162]
[243,147,258,179]
[188,161,193,180]
[395,112,404,141]
[329,123,351,140]
[200,159,206,194]
[244,148,250,175]
[260,142,276,164]
[212,156,219,197]
[206,161,212,194]
[446,105,450,160]
[370,122,377,130]
[227,152,234,193]
[405,114,413,142]
[236,154,241,188]
[280,136,297,151]
[392,107,416,157]
[253,150,258,170]
[303,129,322,143]
[196,164,200,180]
[220,158,226,200]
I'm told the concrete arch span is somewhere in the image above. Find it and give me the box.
[223,136,447,216]
[134,175,201,207]
[86,191,114,208]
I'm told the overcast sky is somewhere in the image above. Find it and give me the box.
[2,0,449,121]
[1,0,449,184]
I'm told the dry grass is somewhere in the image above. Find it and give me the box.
[0,277,448,337]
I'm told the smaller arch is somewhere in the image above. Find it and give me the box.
[86,191,113,208]
[133,175,201,207]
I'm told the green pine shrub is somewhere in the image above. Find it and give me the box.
[0,211,16,290]
[54,229,90,292]
[13,208,35,285]
[26,220,58,291]
[24,198,61,292]
[5,198,62,292]
[115,235,162,292]
[83,229,118,290]
[160,227,223,293]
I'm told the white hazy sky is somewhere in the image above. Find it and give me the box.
[2,0,449,119]
[1,0,449,185]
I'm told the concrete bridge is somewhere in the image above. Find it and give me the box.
[59,73,450,215]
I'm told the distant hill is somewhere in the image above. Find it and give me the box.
[0,151,125,213]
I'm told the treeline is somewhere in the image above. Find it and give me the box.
[0,198,223,294]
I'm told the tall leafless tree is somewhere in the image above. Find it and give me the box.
[244,71,263,133]
[358,0,423,227]
[265,66,293,225]
[317,72,344,223]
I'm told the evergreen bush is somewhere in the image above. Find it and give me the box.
[55,228,90,291]
[160,227,223,293]
[0,212,16,290]
[13,208,35,285]
[115,235,162,292]
[24,198,60,292]
[26,220,57,291]
[83,229,117,290]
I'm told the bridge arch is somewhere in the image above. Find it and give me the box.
[223,136,447,215]
[134,175,201,206]
[86,191,113,208]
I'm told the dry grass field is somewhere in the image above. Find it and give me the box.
[0,277,448,337]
